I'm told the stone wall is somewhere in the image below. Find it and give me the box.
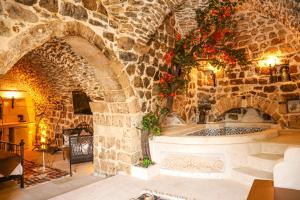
[247,0,300,32]
[0,0,180,113]
[174,0,206,36]
[173,9,300,128]
[0,0,300,176]
[0,38,97,139]
[0,0,179,175]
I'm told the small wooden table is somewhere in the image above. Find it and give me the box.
[247,179,300,200]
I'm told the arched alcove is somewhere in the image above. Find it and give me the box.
[210,95,286,126]
[0,21,141,176]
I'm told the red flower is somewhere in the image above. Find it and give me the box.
[175,33,181,41]
[163,51,174,66]
[222,6,231,17]
[159,93,165,98]
[162,72,174,82]
[159,77,165,84]
[202,33,208,41]
[203,45,217,54]
[213,31,224,42]
[213,28,230,42]
[211,9,218,16]
[218,15,224,21]
[169,92,176,97]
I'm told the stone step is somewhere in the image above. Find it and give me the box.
[278,129,300,135]
[232,167,273,186]
[247,153,283,172]
[261,142,289,154]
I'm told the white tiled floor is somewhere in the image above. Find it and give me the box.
[49,175,251,200]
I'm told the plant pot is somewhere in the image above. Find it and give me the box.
[131,164,159,180]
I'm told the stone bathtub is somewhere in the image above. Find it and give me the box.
[149,123,279,179]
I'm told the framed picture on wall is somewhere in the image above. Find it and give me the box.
[287,100,300,113]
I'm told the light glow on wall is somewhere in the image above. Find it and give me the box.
[0,90,26,99]
[190,68,198,80]
[259,54,281,68]
[39,119,47,149]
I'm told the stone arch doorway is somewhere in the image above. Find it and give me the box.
[0,21,142,176]
[210,95,286,127]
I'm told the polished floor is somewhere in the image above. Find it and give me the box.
[1,130,299,200]
[49,175,251,200]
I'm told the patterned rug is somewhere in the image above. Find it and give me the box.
[15,160,69,187]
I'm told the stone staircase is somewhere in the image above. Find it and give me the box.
[232,142,288,186]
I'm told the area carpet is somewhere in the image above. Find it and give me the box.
[16,160,69,187]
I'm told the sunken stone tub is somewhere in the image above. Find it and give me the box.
[149,123,279,179]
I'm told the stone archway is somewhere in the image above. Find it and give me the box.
[210,95,286,126]
[0,21,142,176]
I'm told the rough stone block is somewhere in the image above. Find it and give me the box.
[289,115,300,129]
[119,51,138,62]
[90,102,109,113]
[280,84,297,92]
[230,79,244,85]
[89,19,106,27]
[6,2,38,23]
[60,2,88,21]
[82,0,97,11]
[264,85,277,93]
[16,0,37,6]
[103,32,114,42]
[117,36,135,50]
[0,21,10,37]
[39,0,58,13]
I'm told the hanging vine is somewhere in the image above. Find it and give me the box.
[140,0,249,154]
[158,0,248,111]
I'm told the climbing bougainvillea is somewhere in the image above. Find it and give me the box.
[141,0,248,137]
[158,0,248,108]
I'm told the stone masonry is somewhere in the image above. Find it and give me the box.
[173,5,300,129]
[0,0,299,176]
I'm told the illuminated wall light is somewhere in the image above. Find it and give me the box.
[39,119,47,149]
[0,90,27,109]
[206,63,217,87]
[0,90,23,99]
[266,55,280,67]
[258,54,281,68]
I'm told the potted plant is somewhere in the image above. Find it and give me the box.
[132,110,167,180]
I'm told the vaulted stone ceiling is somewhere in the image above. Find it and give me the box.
[248,0,300,31]
[172,0,300,35]
[101,0,184,42]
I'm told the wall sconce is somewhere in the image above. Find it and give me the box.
[198,62,220,87]
[210,71,217,87]
[11,96,14,109]
[258,55,290,83]
[206,63,218,87]
[0,90,26,109]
